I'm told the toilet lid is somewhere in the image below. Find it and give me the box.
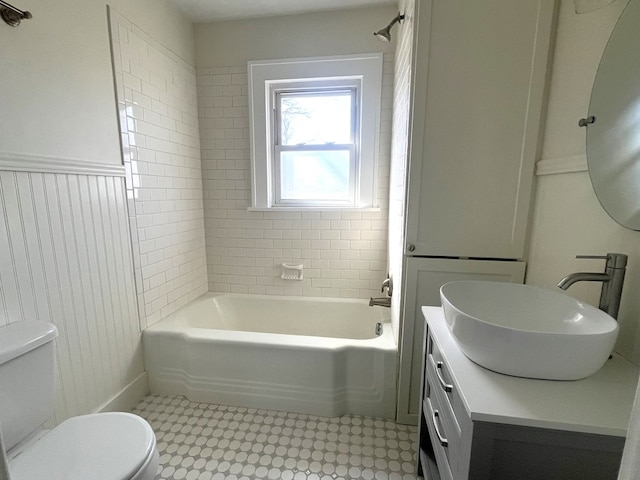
[10,412,156,480]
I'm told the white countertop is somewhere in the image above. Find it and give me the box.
[423,306,640,437]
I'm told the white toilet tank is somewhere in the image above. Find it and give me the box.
[0,321,58,451]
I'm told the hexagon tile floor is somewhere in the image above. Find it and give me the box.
[132,395,419,480]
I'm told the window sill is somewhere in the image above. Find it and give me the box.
[247,206,382,213]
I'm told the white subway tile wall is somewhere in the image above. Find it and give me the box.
[110,10,208,328]
[388,0,416,344]
[197,55,394,299]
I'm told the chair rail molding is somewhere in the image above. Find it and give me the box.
[0,152,125,177]
[536,154,588,176]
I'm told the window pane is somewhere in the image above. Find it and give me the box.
[279,92,353,146]
[280,150,351,201]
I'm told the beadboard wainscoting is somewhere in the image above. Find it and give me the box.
[0,168,144,424]
[109,8,208,329]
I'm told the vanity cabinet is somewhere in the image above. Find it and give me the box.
[418,307,640,480]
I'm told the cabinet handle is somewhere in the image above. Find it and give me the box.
[432,410,448,447]
[436,361,453,393]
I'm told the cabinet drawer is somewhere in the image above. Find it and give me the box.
[426,329,474,479]
[426,357,461,470]
[423,396,454,480]
[426,333,456,407]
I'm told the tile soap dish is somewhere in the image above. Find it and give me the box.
[281,263,303,280]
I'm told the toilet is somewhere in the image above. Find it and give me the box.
[0,321,159,480]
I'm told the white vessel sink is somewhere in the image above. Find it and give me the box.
[440,281,619,380]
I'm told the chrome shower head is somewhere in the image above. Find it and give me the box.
[373,13,405,42]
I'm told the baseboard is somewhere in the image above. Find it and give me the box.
[97,372,150,413]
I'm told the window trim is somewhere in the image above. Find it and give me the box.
[248,53,383,210]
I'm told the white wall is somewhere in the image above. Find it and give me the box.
[0,0,195,422]
[526,0,640,364]
[0,0,193,165]
[195,7,397,298]
[195,7,397,67]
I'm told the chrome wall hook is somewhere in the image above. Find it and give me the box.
[578,115,596,127]
[0,0,32,27]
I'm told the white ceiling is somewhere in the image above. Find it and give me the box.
[168,0,396,23]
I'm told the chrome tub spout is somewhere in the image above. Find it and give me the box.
[369,297,391,308]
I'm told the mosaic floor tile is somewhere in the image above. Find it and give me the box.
[132,395,419,480]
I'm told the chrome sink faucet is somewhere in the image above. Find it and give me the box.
[557,253,627,319]
[370,276,393,308]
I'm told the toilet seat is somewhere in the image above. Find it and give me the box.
[9,412,157,480]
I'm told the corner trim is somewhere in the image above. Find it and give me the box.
[536,154,588,176]
[0,152,126,177]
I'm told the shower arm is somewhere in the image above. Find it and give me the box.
[384,13,404,31]
[0,0,32,26]
[0,0,28,16]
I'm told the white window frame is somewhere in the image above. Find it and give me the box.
[248,53,383,210]
[273,83,359,207]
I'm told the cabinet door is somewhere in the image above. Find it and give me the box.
[405,0,557,259]
[396,258,525,425]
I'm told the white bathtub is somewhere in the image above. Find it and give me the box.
[143,293,397,419]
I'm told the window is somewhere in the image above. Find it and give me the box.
[248,54,383,209]
[274,86,357,206]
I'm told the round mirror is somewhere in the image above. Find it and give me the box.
[587,0,640,230]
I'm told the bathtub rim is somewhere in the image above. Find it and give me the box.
[144,292,396,350]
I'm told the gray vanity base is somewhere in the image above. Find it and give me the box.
[418,307,637,480]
